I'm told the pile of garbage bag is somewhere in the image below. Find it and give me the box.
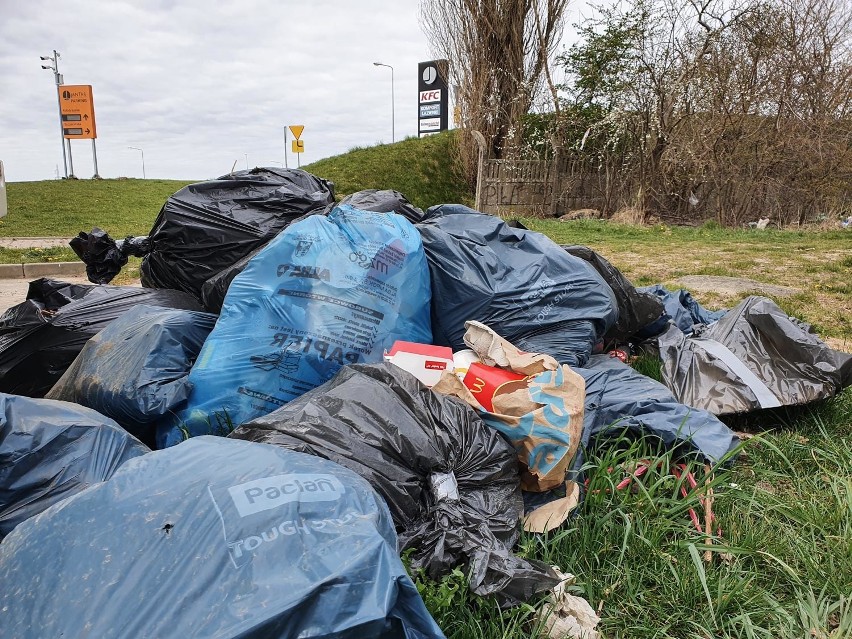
[0,393,149,539]
[9,170,848,631]
[157,203,432,447]
[0,436,445,638]
[231,363,560,607]
[0,278,202,397]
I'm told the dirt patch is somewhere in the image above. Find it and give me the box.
[823,337,851,354]
[675,275,800,298]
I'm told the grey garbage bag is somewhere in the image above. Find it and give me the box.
[573,355,740,468]
[417,205,618,366]
[46,305,217,446]
[230,362,560,607]
[0,436,444,639]
[0,393,149,539]
[657,296,852,415]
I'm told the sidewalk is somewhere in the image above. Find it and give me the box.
[0,236,83,279]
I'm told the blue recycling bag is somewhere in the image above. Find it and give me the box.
[158,204,432,447]
[0,437,445,639]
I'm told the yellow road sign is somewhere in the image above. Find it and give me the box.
[59,85,97,139]
[289,125,304,140]
[292,140,305,154]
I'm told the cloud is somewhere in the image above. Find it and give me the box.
[0,0,435,181]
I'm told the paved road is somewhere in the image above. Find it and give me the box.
[0,237,74,249]
[0,276,92,314]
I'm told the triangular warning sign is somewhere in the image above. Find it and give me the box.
[289,125,304,140]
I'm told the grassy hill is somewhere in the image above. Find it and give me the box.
[304,131,472,209]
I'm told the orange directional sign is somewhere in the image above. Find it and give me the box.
[289,125,304,140]
[59,85,97,139]
[292,139,305,154]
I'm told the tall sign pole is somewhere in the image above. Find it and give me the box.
[41,51,67,178]
[284,126,289,169]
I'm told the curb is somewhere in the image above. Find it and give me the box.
[0,262,87,280]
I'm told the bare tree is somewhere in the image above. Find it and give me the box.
[420,0,569,184]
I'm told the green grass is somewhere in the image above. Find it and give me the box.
[304,131,472,210]
[2,178,191,238]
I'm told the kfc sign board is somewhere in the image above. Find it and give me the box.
[419,90,442,104]
[417,60,449,137]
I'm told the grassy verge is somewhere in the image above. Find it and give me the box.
[304,131,472,210]
[2,178,191,238]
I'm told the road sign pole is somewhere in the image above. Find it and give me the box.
[91,139,100,179]
[67,140,75,178]
[284,126,289,169]
[52,52,68,178]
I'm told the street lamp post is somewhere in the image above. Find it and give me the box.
[373,62,395,143]
[40,50,67,178]
[128,147,145,179]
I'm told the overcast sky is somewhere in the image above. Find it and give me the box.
[1,0,587,183]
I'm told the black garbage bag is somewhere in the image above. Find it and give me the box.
[637,284,727,337]
[657,296,852,415]
[417,205,618,366]
[0,393,149,539]
[140,167,334,298]
[567,355,740,479]
[563,245,664,346]
[0,279,203,398]
[46,305,217,446]
[231,363,559,607]
[70,227,149,284]
[0,436,444,639]
[339,189,425,223]
[199,247,258,313]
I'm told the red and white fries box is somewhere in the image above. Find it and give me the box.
[384,341,455,387]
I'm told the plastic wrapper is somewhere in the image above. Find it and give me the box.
[157,204,432,447]
[0,393,149,539]
[46,305,217,446]
[657,296,852,415]
[562,245,664,346]
[0,436,443,639]
[231,363,560,607]
[0,279,203,398]
[417,205,618,367]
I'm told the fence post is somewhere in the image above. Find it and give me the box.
[471,131,487,212]
[550,143,560,217]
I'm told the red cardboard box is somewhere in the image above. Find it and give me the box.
[462,362,527,412]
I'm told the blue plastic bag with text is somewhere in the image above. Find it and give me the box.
[157,204,432,447]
